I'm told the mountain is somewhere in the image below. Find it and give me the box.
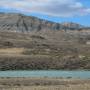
[0,13,90,71]
[0,13,89,32]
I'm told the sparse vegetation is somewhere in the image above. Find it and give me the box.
[0,77,90,90]
[0,31,90,70]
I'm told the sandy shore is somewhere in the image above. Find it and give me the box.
[0,77,90,90]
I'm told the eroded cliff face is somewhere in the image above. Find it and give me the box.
[0,13,87,32]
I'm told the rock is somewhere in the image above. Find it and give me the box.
[0,13,88,32]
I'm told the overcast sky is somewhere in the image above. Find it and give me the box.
[0,0,90,26]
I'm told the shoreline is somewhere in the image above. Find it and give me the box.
[0,77,90,90]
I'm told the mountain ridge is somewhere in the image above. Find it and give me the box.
[0,13,90,32]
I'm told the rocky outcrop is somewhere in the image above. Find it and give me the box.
[0,13,89,32]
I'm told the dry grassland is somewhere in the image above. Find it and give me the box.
[0,78,90,90]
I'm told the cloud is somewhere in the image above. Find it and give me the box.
[0,0,90,17]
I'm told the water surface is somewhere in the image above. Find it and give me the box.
[0,70,90,79]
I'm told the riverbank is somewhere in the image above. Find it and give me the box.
[0,54,90,70]
[0,77,90,90]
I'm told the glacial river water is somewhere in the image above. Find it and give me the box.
[0,70,90,79]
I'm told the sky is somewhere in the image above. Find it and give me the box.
[0,0,90,26]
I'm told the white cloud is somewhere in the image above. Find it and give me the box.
[0,0,90,17]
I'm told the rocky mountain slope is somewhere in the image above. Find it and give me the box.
[0,13,90,70]
[0,13,89,32]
